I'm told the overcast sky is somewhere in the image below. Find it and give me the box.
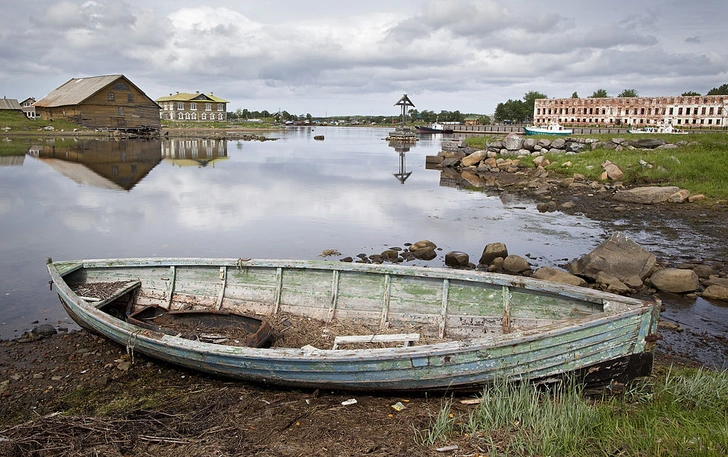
[1,0,726,116]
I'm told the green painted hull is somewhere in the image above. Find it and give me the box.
[48,258,660,391]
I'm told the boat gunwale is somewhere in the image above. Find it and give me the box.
[47,257,658,362]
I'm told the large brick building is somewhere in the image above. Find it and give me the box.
[534,95,728,128]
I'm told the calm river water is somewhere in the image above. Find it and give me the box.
[0,127,725,367]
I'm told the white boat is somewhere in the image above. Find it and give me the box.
[523,121,572,136]
[628,122,687,134]
[416,122,453,134]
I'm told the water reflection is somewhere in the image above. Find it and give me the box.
[387,140,412,184]
[162,138,228,168]
[28,139,162,191]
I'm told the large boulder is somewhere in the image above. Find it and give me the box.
[461,150,488,167]
[502,255,531,274]
[479,242,508,266]
[568,232,656,282]
[532,267,587,287]
[629,138,666,149]
[649,268,700,293]
[613,186,682,204]
[445,251,470,268]
[702,284,728,301]
[504,134,524,151]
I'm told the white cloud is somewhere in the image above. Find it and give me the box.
[2,0,727,115]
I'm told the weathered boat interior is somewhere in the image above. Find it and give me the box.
[58,259,624,350]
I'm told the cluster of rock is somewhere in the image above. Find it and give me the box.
[336,233,727,303]
[469,135,697,157]
[426,136,704,205]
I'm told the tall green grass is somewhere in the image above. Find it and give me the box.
[465,133,728,200]
[415,367,728,456]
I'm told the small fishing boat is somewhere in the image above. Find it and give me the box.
[628,122,687,134]
[523,121,572,136]
[416,122,453,134]
[47,257,659,392]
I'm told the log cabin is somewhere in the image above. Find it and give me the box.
[34,75,161,133]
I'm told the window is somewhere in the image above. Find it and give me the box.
[218,113,223,120]
[191,112,197,120]
[202,113,207,120]
[185,112,190,119]
[177,102,184,110]
[128,93,134,103]
[217,104,224,111]
[178,112,184,120]
[108,92,115,101]
[709,107,714,115]
[118,107,124,116]
[190,102,197,111]
[206,103,212,111]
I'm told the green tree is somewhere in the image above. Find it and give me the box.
[618,89,639,97]
[682,91,701,96]
[571,92,579,98]
[494,99,529,123]
[590,89,608,98]
[707,83,728,95]
[522,91,547,123]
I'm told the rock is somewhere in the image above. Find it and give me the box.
[551,138,566,149]
[649,268,700,293]
[461,150,488,167]
[461,171,486,187]
[704,277,728,288]
[412,247,437,261]
[668,189,691,203]
[479,242,508,266]
[702,284,728,301]
[313,135,324,140]
[629,138,666,149]
[688,194,705,202]
[612,186,682,204]
[445,251,470,268]
[569,232,656,282]
[532,267,587,287]
[602,160,624,181]
[502,255,531,274]
[692,264,715,279]
[32,324,57,337]
[504,134,524,151]
[410,240,436,251]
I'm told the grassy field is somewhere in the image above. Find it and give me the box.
[465,133,728,200]
[419,366,728,456]
[0,110,84,133]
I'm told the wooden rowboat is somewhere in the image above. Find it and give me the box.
[47,257,660,391]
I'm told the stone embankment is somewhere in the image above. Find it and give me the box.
[426,135,705,210]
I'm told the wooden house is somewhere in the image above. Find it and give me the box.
[464,116,480,126]
[0,97,22,112]
[34,75,161,132]
[156,91,229,122]
[20,97,38,118]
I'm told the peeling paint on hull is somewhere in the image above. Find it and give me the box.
[48,258,660,392]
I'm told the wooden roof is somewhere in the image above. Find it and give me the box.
[156,92,229,103]
[0,98,22,110]
[35,75,158,108]
[394,94,415,107]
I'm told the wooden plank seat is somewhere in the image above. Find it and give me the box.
[332,333,420,350]
[78,280,142,309]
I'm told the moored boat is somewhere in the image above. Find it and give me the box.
[416,122,453,134]
[47,257,660,392]
[523,121,572,136]
[628,122,687,134]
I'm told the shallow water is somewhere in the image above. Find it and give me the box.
[0,127,725,367]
